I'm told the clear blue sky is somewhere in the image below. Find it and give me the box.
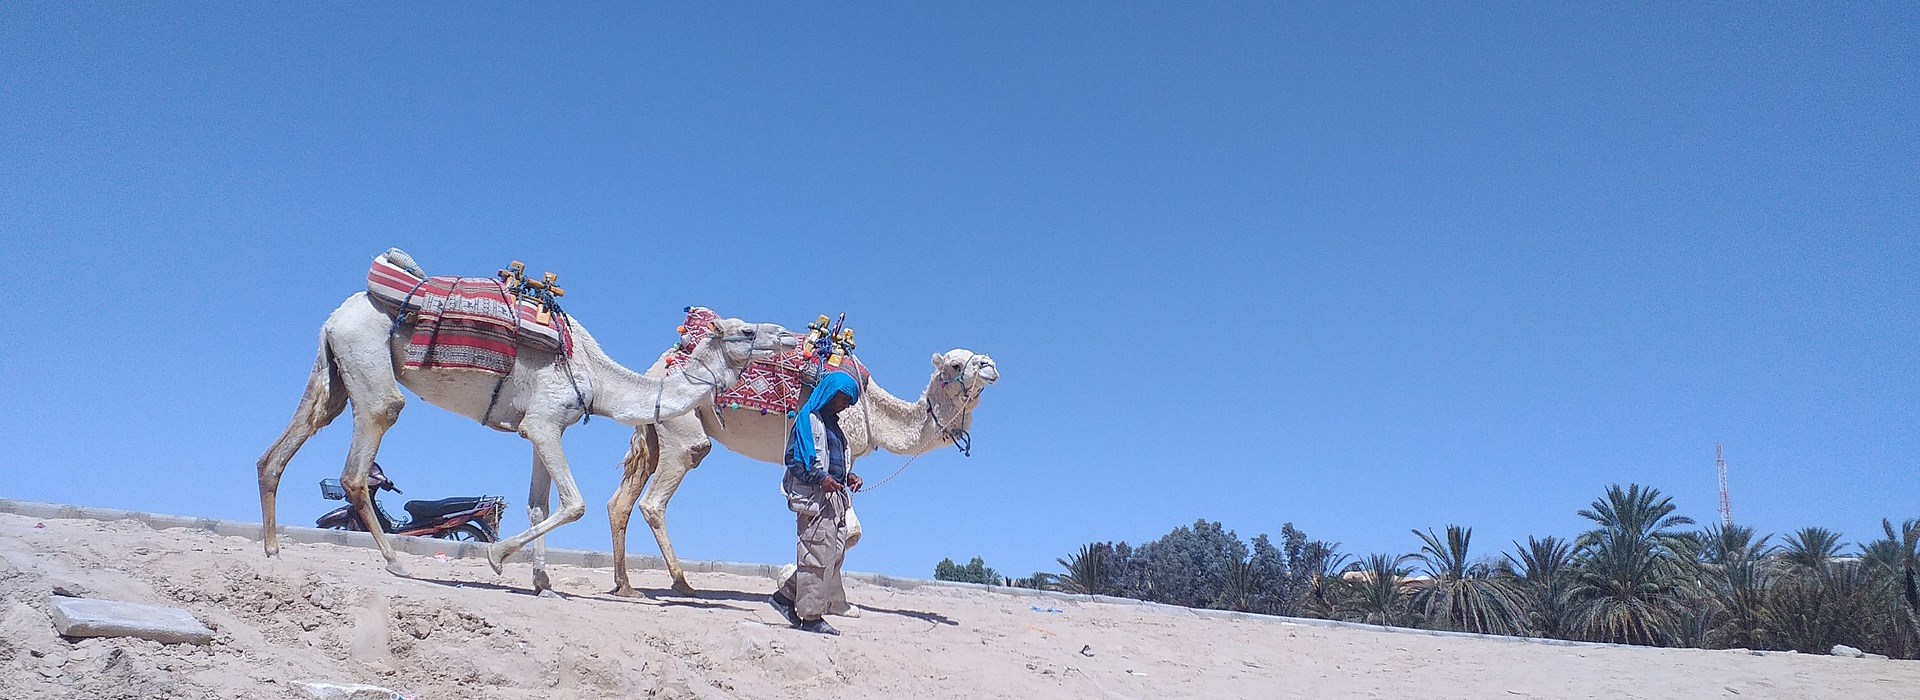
[2,4,1914,581]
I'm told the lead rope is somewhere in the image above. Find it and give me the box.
[855,451,925,493]
[854,377,975,493]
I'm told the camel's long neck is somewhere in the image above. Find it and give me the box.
[583,340,730,426]
[852,373,954,456]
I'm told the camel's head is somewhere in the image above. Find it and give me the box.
[933,347,1006,400]
[703,318,798,368]
[932,348,999,397]
[926,349,996,453]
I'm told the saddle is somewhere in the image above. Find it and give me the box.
[365,249,574,376]
[670,307,868,416]
[403,496,489,522]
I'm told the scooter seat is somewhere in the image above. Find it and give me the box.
[403,497,487,522]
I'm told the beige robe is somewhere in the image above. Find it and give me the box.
[776,415,854,620]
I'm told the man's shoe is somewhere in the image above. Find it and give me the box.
[769,593,802,627]
[798,618,840,636]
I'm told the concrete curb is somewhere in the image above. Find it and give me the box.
[0,497,1678,652]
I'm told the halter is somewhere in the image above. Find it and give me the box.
[925,376,977,457]
[856,364,989,493]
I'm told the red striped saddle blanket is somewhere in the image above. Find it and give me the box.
[668,307,867,416]
[366,255,573,376]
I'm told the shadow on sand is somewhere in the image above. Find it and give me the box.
[400,576,958,624]
[564,586,756,611]
[858,603,959,626]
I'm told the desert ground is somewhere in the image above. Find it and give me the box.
[1,510,1914,699]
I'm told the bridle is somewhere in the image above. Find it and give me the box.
[653,328,789,423]
[926,369,983,457]
[856,360,991,493]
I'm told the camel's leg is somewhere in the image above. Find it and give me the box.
[607,426,659,598]
[336,363,408,577]
[526,457,553,594]
[635,420,711,597]
[487,421,587,590]
[256,342,347,557]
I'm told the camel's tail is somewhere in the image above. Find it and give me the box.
[621,424,659,479]
[256,333,350,528]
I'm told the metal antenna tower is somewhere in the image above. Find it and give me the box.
[1715,443,1731,526]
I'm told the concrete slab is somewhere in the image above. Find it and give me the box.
[48,595,214,645]
[297,681,408,700]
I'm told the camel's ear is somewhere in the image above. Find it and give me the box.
[932,353,947,368]
[709,320,722,334]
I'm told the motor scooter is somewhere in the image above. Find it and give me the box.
[315,463,505,542]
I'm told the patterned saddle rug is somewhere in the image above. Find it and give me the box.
[668,307,867,416]
[366,253,573,376]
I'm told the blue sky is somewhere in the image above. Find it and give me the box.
[2,4,1914,581]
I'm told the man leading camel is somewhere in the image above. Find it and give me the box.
[769,371,863,635]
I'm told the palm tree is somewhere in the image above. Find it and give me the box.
[1341,553,1414,627]
[1698,523,1772,567]
[1057,542,1113,595]
[1779,527,1844,575]
[1507,536,1576,638]
[1692,524,1776,649]
[1298,540,1349,619]
[1884,519,1920,626]
[1765,558,1879,653]
[1567,484,1694,646]
[1575,483,1696,548]
[1410,525,1524,634]
[1220,558,1257,612]
[1862,519,1920,657]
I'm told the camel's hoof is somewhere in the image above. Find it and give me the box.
[384,560,410,577]
[671,580,700,598]
[535,588,562,599]
[486,544,508,575]
[609,586,645,599]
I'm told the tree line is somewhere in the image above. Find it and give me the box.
[935,483,1920,658]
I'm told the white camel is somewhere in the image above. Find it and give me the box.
[255,290,795,592]
[607,348,999,597]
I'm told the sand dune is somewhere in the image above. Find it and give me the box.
[0,511,1913,699]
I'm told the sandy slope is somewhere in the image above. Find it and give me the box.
[0,512,1913,699]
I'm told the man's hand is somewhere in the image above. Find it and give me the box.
[847,473,863,492]
[820,475,845,493]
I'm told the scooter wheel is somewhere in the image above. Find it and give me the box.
[441,523,491,543]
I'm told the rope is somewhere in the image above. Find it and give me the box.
[851,369,977,494]
[853,450,924,493]
[478,279,519,427]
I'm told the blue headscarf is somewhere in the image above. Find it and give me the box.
[785,371,862,479]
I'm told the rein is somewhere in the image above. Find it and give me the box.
[853,373,980,494]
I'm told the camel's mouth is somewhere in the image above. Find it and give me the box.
[977,365,999,384]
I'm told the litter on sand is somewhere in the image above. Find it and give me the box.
[1030,605,1064,613]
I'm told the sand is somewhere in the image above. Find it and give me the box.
[0,511,1913,699]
